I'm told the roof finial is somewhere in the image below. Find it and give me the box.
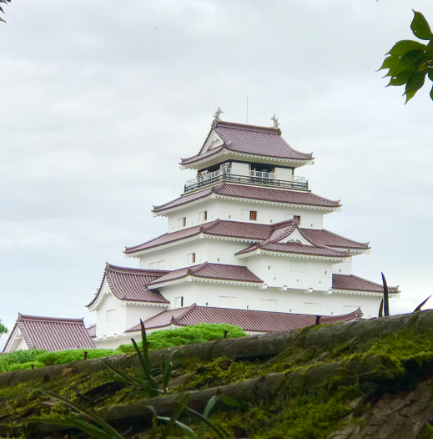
[214,107,223,121]
[271,114,280,128]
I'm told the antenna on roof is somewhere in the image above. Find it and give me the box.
[246,95,249,123]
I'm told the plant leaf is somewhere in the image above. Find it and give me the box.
[162,357,173,394]
[185,406,231,438]
[157,417,198,439]
[42,391,125,439]
[387,70,412,86]
[414,295,432,313]
[405,72,427,97]
[103,360,136,386]
[219,394,248,409]
[394,50,426,75]
[159,393,191,439]
[411,10,433,41]
[387,40,426,56]
[381,272,390,317]
[431,84,433,101]
[379,299,384,318]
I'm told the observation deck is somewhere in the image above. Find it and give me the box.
[184,169,308,193]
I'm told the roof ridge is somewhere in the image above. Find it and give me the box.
[18,314,85,323]
[215,119,281,134]
[106,263,170,275]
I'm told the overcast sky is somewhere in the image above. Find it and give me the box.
[1,0,432,344]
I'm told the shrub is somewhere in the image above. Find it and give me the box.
[2,349,46,365]
[118,323,246,352]
[0,357,10,373]
[9,361,45,371]
[35,348,122,366]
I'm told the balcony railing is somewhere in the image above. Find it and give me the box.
[184,169,308,193]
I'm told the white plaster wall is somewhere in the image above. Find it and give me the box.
[94,336,131,350]
[95,292,127,338]
[167,198,324,230]
[246,255,334,291]
[125,305,165,333]
[158,282,381,319]
[14,337,29,351]
[332,259,353,275]
[167,200,215,232]
[138,239,248,270]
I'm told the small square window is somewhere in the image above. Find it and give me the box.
[250,211,257,221]
[178,217,186,228]
[187,253,196,264]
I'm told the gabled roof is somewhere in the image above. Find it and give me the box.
[332,274,399,294]
[152,182,340,214]
[180,120,313,166]
[235,220,350,259]
[148,262,264,288]
[125,303,363,333]
[87,263,170,308]
[3,314,95,352]
[125,219,369,256]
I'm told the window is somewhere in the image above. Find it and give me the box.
[294,215,301,224]
[178,217,186,228]
[175,296,184,308]
[289,261,307,272]
[106,309,117,321]
[187,253,196,264]
[249,211,257,221]
[199,211,208,222]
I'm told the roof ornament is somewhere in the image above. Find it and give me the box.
[214,107,223,121]
[271,114,280,128]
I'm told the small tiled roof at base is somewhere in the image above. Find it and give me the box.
[87,324,96,338]
[148,262,263,287]
[125,219,368,255]
[180,120,313,166]
[332,274,399,294]
[125,303,362,333]
[87,263,170,307]
[3,314,95,352]
[152,183,340,213]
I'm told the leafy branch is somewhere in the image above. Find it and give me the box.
[379,10,433,103]
[0,0,11,23]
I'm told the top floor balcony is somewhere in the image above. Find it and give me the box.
[184,168,308,193]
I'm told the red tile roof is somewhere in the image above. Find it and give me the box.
[332,274,399,294]
[152,183,340,213]
[181,120,313,166]
[3,314,95,352]
[87,263,170,308]
[125,303,362,333]
[238,241,349,258]
[300,229,369,250]
[148,262,264,287]
[125,219,368,255]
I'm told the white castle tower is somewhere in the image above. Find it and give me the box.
[87,113,399,348]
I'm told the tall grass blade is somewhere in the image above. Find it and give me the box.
[157,417,198,439]
[219,394,247,409]
[162,357,173,394]
[414,295,432,313]
[378,299,384,318]
[103,360,137,386]
[131,337,160,394]
[159,393,191,439]
[185,406,230,438]
[42,391,125,439]
[381,272,390,316]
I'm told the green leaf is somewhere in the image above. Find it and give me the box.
[428,70,433,81]
[160,393,191,439]
[158,417,198,439]
[186,406,231,438]
[411,10,433,41]
[103,360,136,386]
[378,55,400,76]
[381,273,390,316]
[394,50,426,75]
[387,71,412,86]
[42,391,125,439]
[219,394,248,409]
[405,90,416,104]
[430,84,433,101]
[406,72,426,93]
[413,295,432,313]
[388,40,426,56]
[162,358,173,394]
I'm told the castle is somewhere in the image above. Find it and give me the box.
[85,112,399,349]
